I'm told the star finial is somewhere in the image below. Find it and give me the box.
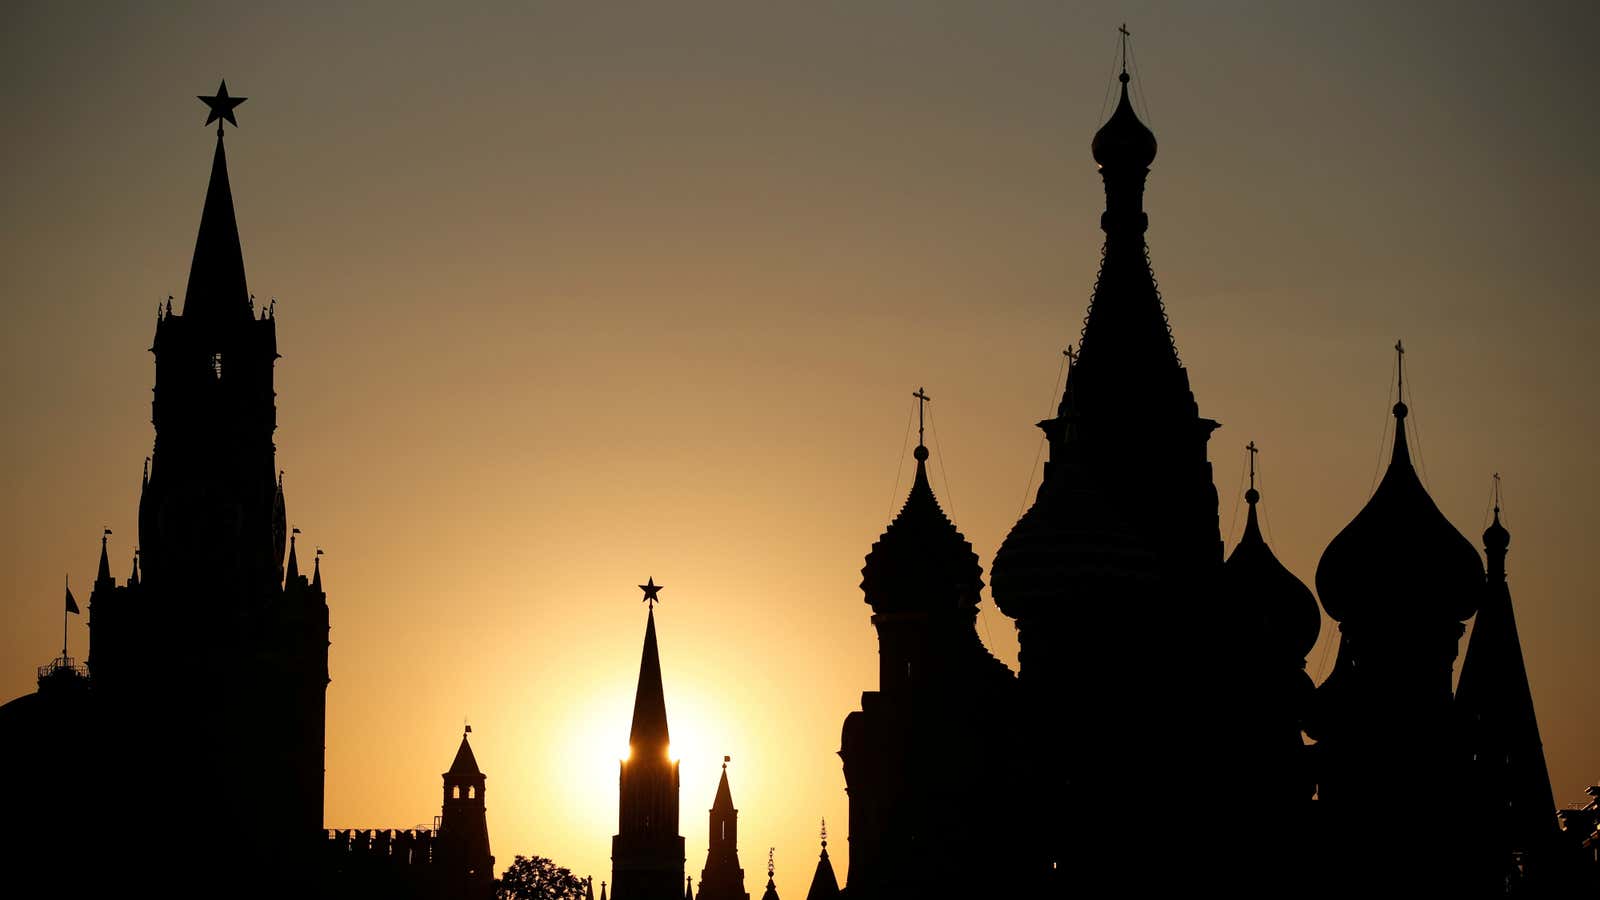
[639,576,664,609]
[198,80,247,137]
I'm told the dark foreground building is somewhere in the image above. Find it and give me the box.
[836,43,1588,900]
[0,86,491,900]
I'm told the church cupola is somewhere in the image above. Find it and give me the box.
[1315,344,1483,627]
[1223,443,1319,663]
[859,389,982,618]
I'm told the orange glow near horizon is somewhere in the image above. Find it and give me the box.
[4,6,1599,899]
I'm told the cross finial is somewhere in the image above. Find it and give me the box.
[639,576,664,610]
[1246,441,1259,490]
[821,817,828,849]
[912,387,931,448]
[1492,471,1502,512]
[1063,344,1077,369]
[768,848,775,879]
[1394,338,1406,392]
[1119,23,1131,74]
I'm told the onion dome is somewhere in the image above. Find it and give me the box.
[1224,449,1320,660]
[1315,360,1483,624]
[860,443,983,614]
[1091,73,1157,171]
[1484,506,1510,557]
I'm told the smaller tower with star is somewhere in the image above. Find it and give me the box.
[612,579,686,900]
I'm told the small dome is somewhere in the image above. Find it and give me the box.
[1091,74,1157,170]
[1224,495,1320,660]
[1315,406,1483,624]
[860,448,983,614]
[1483,508,1510,554]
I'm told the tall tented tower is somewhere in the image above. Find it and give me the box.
[1456,494,1564,892]
[82,82,330,887]
[612,580,686,900]
[987,44,1226,888]
[840,403,1030,899]
[439,727,496,899]
[695,758,749,900]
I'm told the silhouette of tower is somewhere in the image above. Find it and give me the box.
[438,726,496,899]
[841,396,1028,899]
[696,757,749,900]
[1219,443,1321,886]
[1456,486,1563,893]
[1310,346,1483,892]
[77,82,329,888]
[987,36,1224,887]
[802,822,840,900]
[612,579,686,900]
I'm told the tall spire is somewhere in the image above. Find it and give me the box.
[96,528,113,587]
[1456,475,1560,890]
[311,548,323,592]
[629,591,671,752]
[183,82,251,326]
[760,849,779,900]
[128,549,140,588]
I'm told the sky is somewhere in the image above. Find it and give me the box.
[3,1,1598,895]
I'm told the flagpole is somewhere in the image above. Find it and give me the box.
[62,574,69,664]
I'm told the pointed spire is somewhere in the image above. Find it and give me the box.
[629,602,671,753]
[448,726,482,777]
[600,882,608,900]
[804,820,841,900]
[286,528,301,582]
[586,878,596,900]
[311,547,323,592]
[182,85,251,327]
[1390,339,1413,467]
[685,875,693,900]
[96,528,113,587]
[712,756,734,812]
[128,549,140,588]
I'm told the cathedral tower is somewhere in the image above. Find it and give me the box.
[1455,486,1563,893]
[1310,347,1483,891]
[987,38,1223,887]
[841,398,1028,899]
[612,579,686,900]
[695,758,749,900]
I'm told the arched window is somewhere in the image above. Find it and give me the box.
[453,785,461,799]
[467,785,476,799]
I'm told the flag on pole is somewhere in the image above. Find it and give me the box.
[66,581,79,615]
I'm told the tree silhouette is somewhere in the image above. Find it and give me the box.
[495,855,588,900]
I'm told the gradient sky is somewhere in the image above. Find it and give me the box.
[4,2,1597,895]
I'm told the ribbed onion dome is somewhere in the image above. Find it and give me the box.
[861,445,983,613]
[1224,486,1320,660]
[1091,73,1157,170]
[1315,400,1484,624]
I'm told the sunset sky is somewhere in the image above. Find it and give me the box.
[3,2,1598,895]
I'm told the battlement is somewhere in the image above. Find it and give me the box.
[325,828,440,867]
